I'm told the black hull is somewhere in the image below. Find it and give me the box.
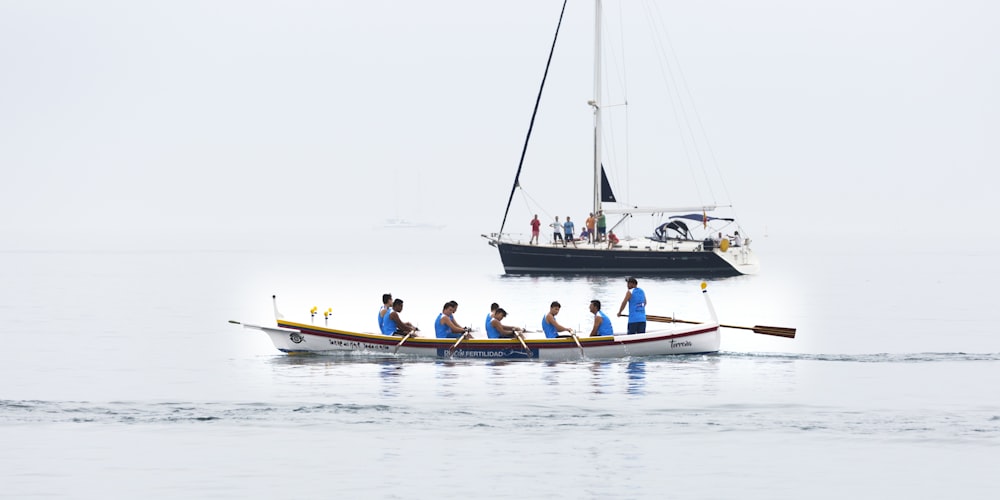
[496,242,741,276]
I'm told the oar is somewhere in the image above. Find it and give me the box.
[570,332,585,357]
[646,314,796,339]
[505,329,529,353]
[448,332,469,356]
[392,331,413,354]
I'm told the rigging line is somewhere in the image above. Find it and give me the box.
[617,0,631,213]
[600,4,629,207]
[644,1,708,203]
[520,188,551,223]
[646,2,714,204]
[649,1,729,206]
[498,0,569,237]
[640,1,707,206]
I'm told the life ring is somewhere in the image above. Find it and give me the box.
[719,239,730,252]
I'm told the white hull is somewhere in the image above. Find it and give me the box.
[237,284,723,360]
[242,320,719,361]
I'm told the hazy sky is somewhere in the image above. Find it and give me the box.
[2,0,997,250]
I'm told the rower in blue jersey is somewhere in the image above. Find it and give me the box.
[381,298,418,336]
[485,302,499,333]
[378,293,392,331]
[588,299,614,336]
[617,277,647,334]
[487,308,523,338]
[541,301,574,338]
[435,300,470,338]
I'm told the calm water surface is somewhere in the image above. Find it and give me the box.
[1,233,998,498]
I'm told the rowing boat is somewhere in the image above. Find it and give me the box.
[233,284,725,360]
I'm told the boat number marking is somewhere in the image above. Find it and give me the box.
[327,339,390,351]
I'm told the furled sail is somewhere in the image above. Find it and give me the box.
[600,165,617,203]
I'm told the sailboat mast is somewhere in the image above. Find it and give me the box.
[591,0,603,216]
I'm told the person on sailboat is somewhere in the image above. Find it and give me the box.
[563,216,578,248]
[729,231,743,247]
[617,277,647,334]
[529,215,541,245]
[588,300,614,337]
[607,231,619,249]
[382,298,418,336]
[435,301,471,339]
[586,213,596,244]
[542,301,574,338]
[486,308,524,339]
[378,293,393,331]
[596,211,607,242]
[550,216,564,245]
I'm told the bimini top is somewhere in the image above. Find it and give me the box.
[653,214,737,241]
[669,213,735,223]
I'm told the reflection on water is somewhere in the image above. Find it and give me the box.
[379,359,404,398]
[626,361,646,395]
[589,361,612,394]
[433,360,461,398]
[540,361,563,397]
[256,352,768,414]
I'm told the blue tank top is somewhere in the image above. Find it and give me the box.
[381,310,398,335]
[434,313,449,338]
[378,306,387,331]
[628,287,647,323]
[435,313,462,338]
[541,314,558,338]
[485,317,501,339]
[485,313,493,333]
[595,311,614,336]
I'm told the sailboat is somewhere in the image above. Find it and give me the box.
[482,1,759,276]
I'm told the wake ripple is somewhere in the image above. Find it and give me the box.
[2,399,998,443]
[0,400,393,425]
[719,352,1000,363]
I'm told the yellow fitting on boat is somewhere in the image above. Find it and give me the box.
[310,306,317,314]
[700,281,707,290]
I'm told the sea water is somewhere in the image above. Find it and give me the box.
[1,231,998,499]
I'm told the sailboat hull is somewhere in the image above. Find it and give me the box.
[494,241,758,276]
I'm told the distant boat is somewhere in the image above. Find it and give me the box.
[381,218,444,230]
[483,1,759,276]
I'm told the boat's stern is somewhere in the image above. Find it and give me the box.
[715,244,760,275]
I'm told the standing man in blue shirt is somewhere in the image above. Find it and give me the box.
[617,277,647,334]
[563,216,578,248]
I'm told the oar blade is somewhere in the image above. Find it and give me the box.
[646,314,796,339]
[752,325,797,338]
